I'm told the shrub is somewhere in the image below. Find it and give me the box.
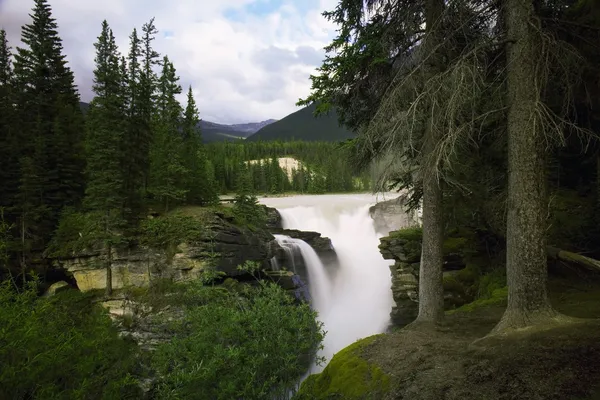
[0,281,142,399]
[151,279,324,400]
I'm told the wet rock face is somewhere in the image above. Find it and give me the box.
[369,194,420,235]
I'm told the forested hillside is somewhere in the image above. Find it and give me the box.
[206,141,371,194]
[247,102,354,142]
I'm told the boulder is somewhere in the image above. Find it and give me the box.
[44,281,71,296]
[271,228,334,254]
[369,194,420,235]
[262,206,282,230]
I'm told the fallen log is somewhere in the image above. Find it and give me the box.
[547,246,600,273]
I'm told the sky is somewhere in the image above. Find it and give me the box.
[0,0,338,124]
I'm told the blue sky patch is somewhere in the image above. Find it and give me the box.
[224,0,319,22]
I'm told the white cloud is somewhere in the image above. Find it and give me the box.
[0,0,338,124]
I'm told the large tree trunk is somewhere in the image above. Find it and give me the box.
[493,0,556,332]
[415,0,445,324]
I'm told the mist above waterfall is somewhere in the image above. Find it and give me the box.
[262,194,395,373]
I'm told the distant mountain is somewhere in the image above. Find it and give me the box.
[246,103,354,142]
[78,101,277,143]
[229,120,278,134]
[199,119,277,143]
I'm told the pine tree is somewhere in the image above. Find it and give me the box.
[182,86,218,205]
[11,0,85,250]
[85,21,127,296]
[138,18,160,196]
[123,28,143,217]
[0,30,15,213]
[148,56,187,211]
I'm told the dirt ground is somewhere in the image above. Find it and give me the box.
[359,276,600,400]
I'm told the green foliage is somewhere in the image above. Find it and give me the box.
[450,286,508,313]
[182,86,219,205]
[388,227,423,242]
[295,335,390,400]
[547,188,595,250]
[46,208,99,258]
[0,280,141,399]
[3,0,86,262]
[0,209,13,278]
[151,279,325,400]
[232,167,268,229]
[148,56,187,211]
[137,214,206,249]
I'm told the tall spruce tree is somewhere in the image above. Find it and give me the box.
[182,86,217,204]
[123,28,143,218]
[85,21,127,296]
[10,0,85,266]
[0,30,15,213]
[148,56,186,211]
[138,18,160,197]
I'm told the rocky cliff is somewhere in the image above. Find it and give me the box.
[379,228,472,326]
[55,210,279,292]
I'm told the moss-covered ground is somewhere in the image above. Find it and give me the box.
[296,273,600,400]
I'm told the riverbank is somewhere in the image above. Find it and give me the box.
[296,275,600,400]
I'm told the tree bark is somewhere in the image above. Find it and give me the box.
[106,242,113,296]
[415,0,445,325]
[493,0,556,332]
[105,209,113,297]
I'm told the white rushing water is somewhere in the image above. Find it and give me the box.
[261,193,396,373]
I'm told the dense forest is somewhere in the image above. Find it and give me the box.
[0,1,368,283]
[206,140,371,194]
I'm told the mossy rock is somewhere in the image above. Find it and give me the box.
[388,227,422,241]
[448,286,508,314]
[295,335,390,400]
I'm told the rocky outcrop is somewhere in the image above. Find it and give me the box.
[379,228,470,326]
[369,194,420,234]
[55,212,279,292]
[263,206,283,230]
[379,232,422,326]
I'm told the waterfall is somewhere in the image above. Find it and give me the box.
[273,235,332,312]
[262,194,395,374]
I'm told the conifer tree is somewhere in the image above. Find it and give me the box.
[138,18,160,196]
[182,86,218,205]
[0,30,15,212]
[148,56,186,211]
[85,21,127,295]
[11,0,85,249]
[123,28,143,217]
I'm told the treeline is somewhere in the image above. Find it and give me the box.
[0,0,217,282]
[302,0,600,332]
[206,141,372,194]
